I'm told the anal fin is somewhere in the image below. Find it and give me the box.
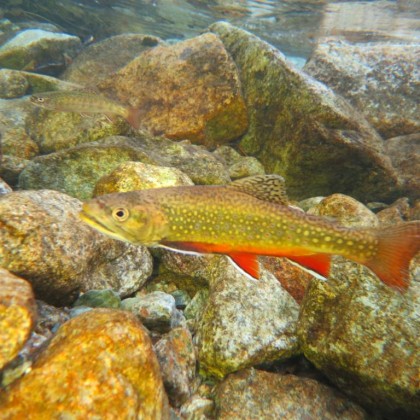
[228,253,260,280]
[286,254,331,278]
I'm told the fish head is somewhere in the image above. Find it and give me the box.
[79,192,169,246]
[30,93,54,109]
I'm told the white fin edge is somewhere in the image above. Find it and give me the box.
[285,258,328,281]
[226,256,259,283]
[157,244,205,257]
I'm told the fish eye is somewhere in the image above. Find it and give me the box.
[32,96,44,103]
[112,207,129,222]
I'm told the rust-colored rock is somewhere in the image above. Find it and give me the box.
[100,33,248,148]
[0,268,36,370]
[0,309,170,420]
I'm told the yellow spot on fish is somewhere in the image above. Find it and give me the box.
[347,241,354,246]
[325,236,331,242]
[304,231,310,236]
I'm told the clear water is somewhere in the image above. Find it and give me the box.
[3,0,419,65]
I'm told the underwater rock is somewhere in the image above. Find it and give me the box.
[0,268,37,371]
[0,29,81,71]
[0,309,170,419]
[384,132,420,200]
[260,256,313,304]
[0,68,29,98]
[179,395,214,419]
[121,292,184,334]
[215,368,367,419]
[209,22,399,202]
[297,196,325,212]
[305,41,420,139]
[62,33,164,86]
[93,161,193,196]
[376,197,411,226]
[307,193,379,228]
[154,326,196,407]
[18,135,230,200]
[0,190,152,305]
[213,145,265,179]
[196,257,300,379]
[297,259,420,418]
[0,178,12,195]
[0,155,30,187]
[73,289,121,309]
[100,33,248,148]
[0,126,39,160]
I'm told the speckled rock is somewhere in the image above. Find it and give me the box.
[307,193,379,228]
[18,135,230,200]
[196,257,300,379]
[377,197,411,226]
[155,326,196,407]
[100,33,248,148]
[180,395,214,419]
[305,41,420,138]
[0,68,29,98]
[0,190,153,305]
[73,289,121,309]
[122,292,184,333]
[215,368,367,419]
[0,29,81,71]
[0,309,170,419]
[0,126,39,160]
[297,259,420,418]
[93,161,193,196]
[0,268,36,371]
[298,196,325,212]
[384,133,420,199]
[210,22,399,202]
[212,146,265,179]
[27,102,131,154]
[62,34,163,85]
[0,178,12,195]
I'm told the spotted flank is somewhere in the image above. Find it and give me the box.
[79,175,420,291]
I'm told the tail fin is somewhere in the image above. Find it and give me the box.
[126,107,142,130]
[364,221,420,291]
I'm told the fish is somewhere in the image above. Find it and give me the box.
[79,175,420,291]
[30,90,141,129]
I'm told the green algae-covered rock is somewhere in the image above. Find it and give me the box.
[196,257,300,379]
[0,268,37,371]
[0,69,28,98]
[215,368,367,419]
[209,22,399,202]
[297,260,420,418]
[27,105,131,154]
[62,33,163,86]
[0,309,170,419]
[100,33,248,148]
[0,29,81,70]
[18,135,230,200]
[0,190,152,305]
[93,161,193,196]
[73,289,121,309]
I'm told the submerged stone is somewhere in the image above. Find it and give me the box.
[305,41,420,139]
[298,260,420,418]
[0,268,37,371]
[100,33,248,148]
[209,22,399,202]
[0,309,170,419]
[0,190,152,305]
[215,368,367,419]
[73,289,121,309]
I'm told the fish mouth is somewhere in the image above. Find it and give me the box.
[79,209,129,243]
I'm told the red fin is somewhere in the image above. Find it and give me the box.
[287,254,331,278]
[228,253,260,279]
[364,221,420,291]
[126,107,142,130]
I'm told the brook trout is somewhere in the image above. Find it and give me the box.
[30,91,141,129]
[79,175,420,290]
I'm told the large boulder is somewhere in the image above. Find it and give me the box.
[304,41,420,139]
[0,309,170,419]
[100,33,248,148]
[209,22,399,202]
[0,190,152,305]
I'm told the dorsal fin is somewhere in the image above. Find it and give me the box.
[229,175,289,205]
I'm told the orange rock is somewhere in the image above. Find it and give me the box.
[100,33,248,148]
[0,268,37,370]
[0,309,170,420]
